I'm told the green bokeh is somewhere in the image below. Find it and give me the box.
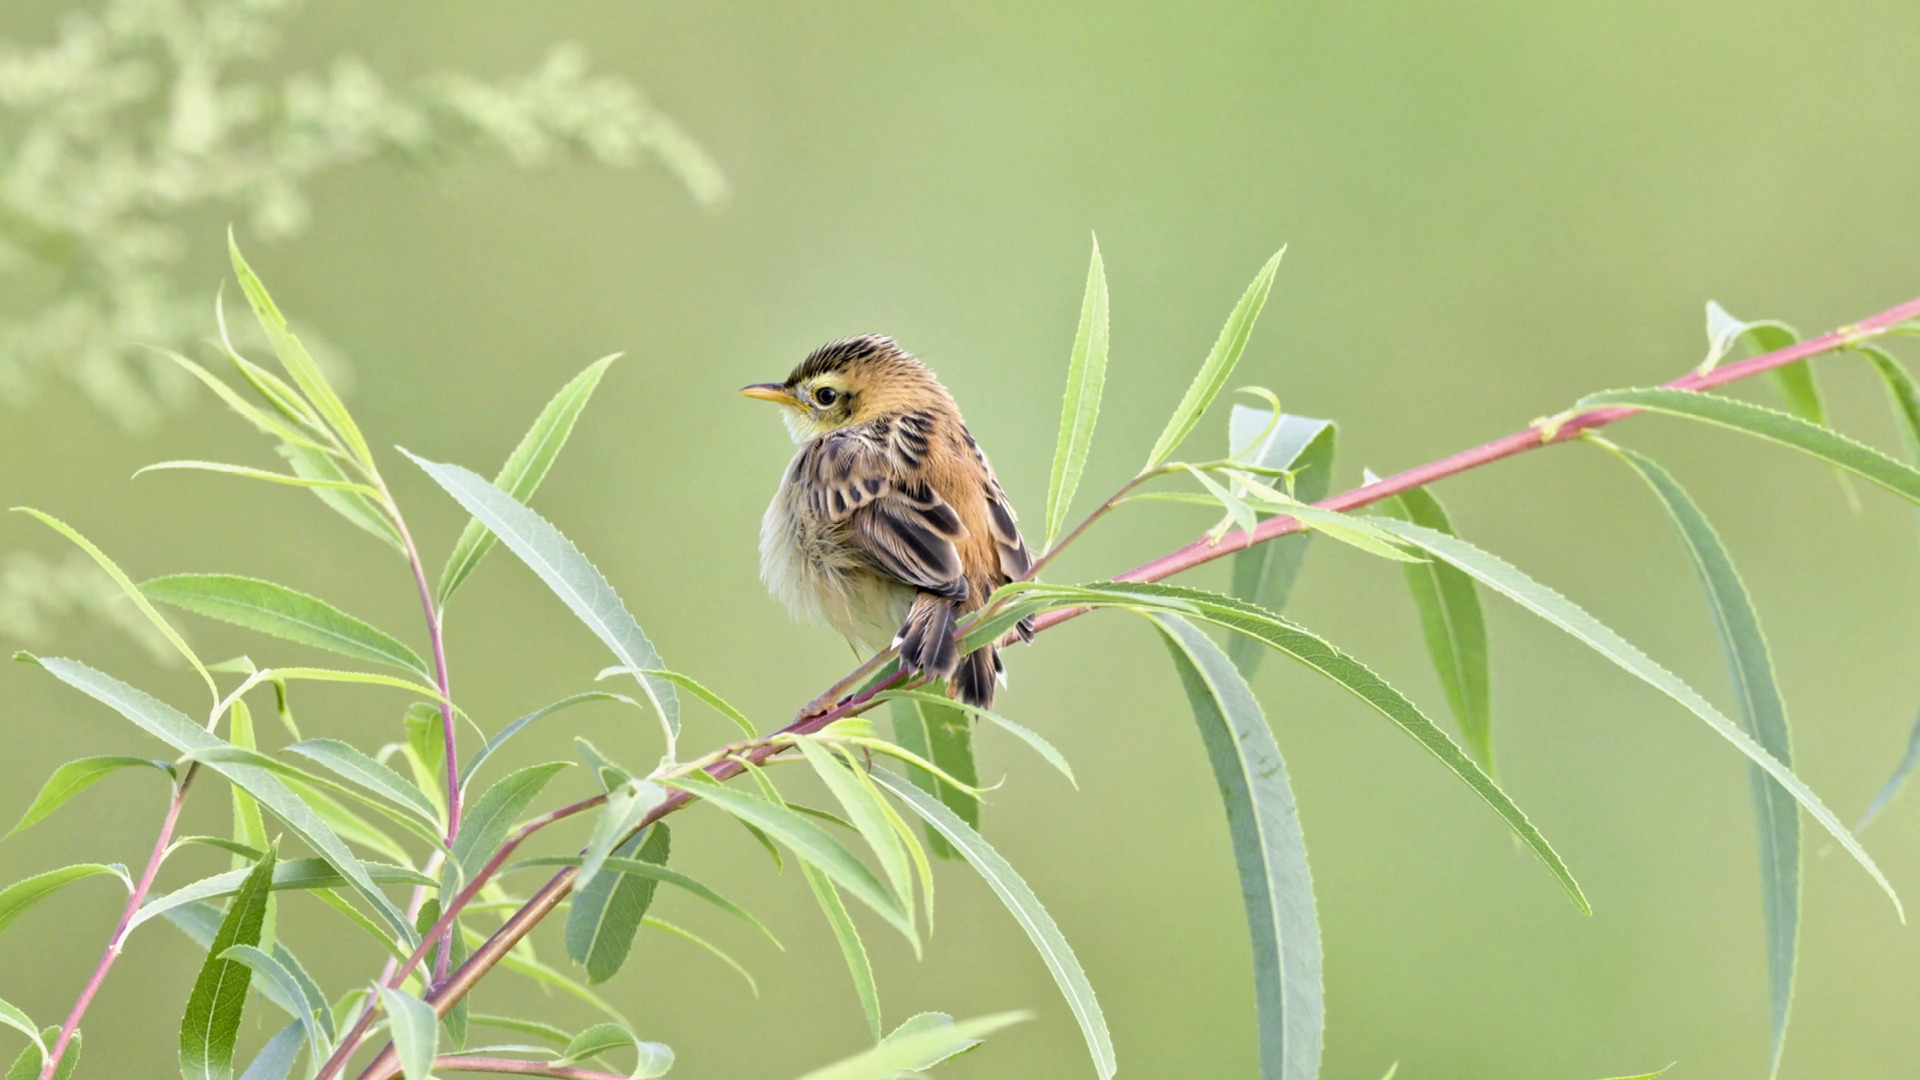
[4,2,1920,1077]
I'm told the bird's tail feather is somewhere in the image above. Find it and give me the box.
[952,644,999,709]
[896,592,959,682]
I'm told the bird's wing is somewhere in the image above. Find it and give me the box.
[807,424,971,601]
[962,426,1032,581]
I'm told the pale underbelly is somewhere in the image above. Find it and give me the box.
[760,483,914,651]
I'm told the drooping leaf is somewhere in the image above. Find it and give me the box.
[1699,302,1820,427]
[1375,486,1493,773]
[883,696,977,860]
[874,770,1113,1080]
[1145,247,1286,468]
[795,739,912,909]
[511,854,779,946]
[1860,344,1920,466]
[1576,388,1920,506]
[1045,237,1111,550]
[285,738,441,826]
[966,581,1587,913]
[7,756,172,837]
[577,781,669,891]
[0,864,128,939]
[141,574,428,678]
[12,509,214,694]
[1372,517,1899,918]
[25,657,412,935]
[180,846,277,1080]
[1596,439,1799,1075]
[439,353,620,604]
[450,762,571,880]
[462,924,628,1023]
[557,1022,672,1077]
[605,668,756,739]
[1226,408,1336,674]
[805,863,883,1041]
[792,1012,1030,1080]
[403,452,680,750]
[377,986,438,1080]
[276,442,405,552]
[875,689,1074,786]
[642,916,758,997]
[133,859,433,934]
[234,1023,303,1080]
[665,775,914,943]
[567,824,671,984]
[217,946,326,1064]
[1858,709,1920,832]
[1154,614,1320,1080]
[229,235,374,468]
[460,692,636,793]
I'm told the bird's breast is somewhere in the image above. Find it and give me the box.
[759,452,910,650]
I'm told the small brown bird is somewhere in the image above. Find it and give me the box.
[742,335,1033,708]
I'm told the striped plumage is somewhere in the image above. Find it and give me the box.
[745,335,1033,708]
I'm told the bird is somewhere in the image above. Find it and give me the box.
[742,334,1034,709]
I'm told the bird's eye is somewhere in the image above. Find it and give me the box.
[813,386,839,406]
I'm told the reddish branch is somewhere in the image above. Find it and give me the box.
[300,295,1920,1079]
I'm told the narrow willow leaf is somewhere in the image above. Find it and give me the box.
[1597,439,1799,1075]
[1226,409,1335,674]
[1182,462,1261,544]
[0,864,128,938]
[1145,247,1285,468]
[1576,387,1920,506]
[459,925,629,1023]
[1593,1068,1673,1080]
[875,1013,976,1072]
[874,770,1113,1080]
[378,986,438,1080]
[270,666,448,704]
[469,1015,572,1047]
[217,947,324,1063]
[1858,709,1920,832]
[276,442,405,553]
[642,916,758,997]
[461,692,635,792]
[795,739,912,909]
[1373,518,1900,919]
[921,698,979,851]
[7,755,171,837]
[182,747,440,852]
[0,1009,44,1078]
[1153,614,1320,1080]
[27,657,413,935]
[567,823,671,984]
[142,574,429,677]
[135,460,382,499]
[969,581,1587,911]
[12,508,213,694]
[439,354,620,604]
[181,846,276,1080]
[887,698,956,860]
[1229,476,1422,563]
[452,762,571,879]
[164,904,303,1019]
[558,1022,671,1077]
[578,781,669,890]
[404,452,680,747]
[133,859,434,934]
[229,702,270,872]
[229,235,374,467]
[876,689,1074,786]
[666,775,914,943]
[235,1023,303,1080]
[1861,345,1920,464]
[162,349,331,454]
[805,865,883,1041]
[513,852,780,946]
[1045,237,1111,549]
[286,738,440,825]
[793,1012,1030,1080]
[614,668,756,738]
[1376,486,1493,773]
[4,1026,78,1080]
[217,291,326,435]
[1700,303,1820,425]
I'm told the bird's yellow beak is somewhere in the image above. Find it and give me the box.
[739,383,799,407]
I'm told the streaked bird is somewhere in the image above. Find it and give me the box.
[742,335,1033,708]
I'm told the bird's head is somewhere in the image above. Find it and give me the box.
[741,334,937,443]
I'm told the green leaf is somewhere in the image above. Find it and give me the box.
[557,1022,672,1077]
[403,451,680,751]
[228,702,270,872]
[1595,439,1799,1076]
[1858,709,1920,832]
[1375,486,1493,773]
[969,581,1587,913]
[794,739,912,909]
[883,695,979,860]
[133,859,433,934]
[4,1026,78,1080]
[578,781,669,890]
[0,1011,46,1079]
[26,656,414,936]
[161,348,333,454]
[1045,237,1111,550]
[1226,409,1336,675]
[512,853,780,947]
[873,771,1115,1080]
[1153,614,1320,1080]
[0,864,128,939]
[792,1012,1030,1080]
[567,823,670,984]
[665,774,914,944]
[286,738,441,826]
[180,846,277,1080]
[461,926,628,1024]
[216,946,325,1064]
[276,442,406,553]
[875,1013,979,1072]
[229,235,374,467]
[605,668,756,739]
[875,690,1074,786]
[1861,345,1920,465]
[1145,247,1285,468]
[235,1023,302,1080]
[377,986,438,1080]
[468,1015,572,1047]
[178,745,441,852]
[1372,517,1900,919]
[1700,302,1820,424]
[452,762,571,880]
[141,574,428,678]
[439,354,620,604]
[642,916,758,996]
[804,865,883,1042]
[134,460,383,499]
[11,508,214,695]
[461,692,636,792]
[1575,387,1920,506]
[7,755,172,837]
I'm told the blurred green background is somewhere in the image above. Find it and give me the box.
[4,1,1920,1077]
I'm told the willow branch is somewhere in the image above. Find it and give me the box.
[350,294,1920,1080]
